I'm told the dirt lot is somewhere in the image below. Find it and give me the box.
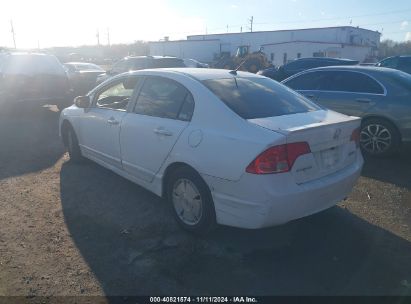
[0,105,410,298]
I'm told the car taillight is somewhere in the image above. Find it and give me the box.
[246,142,311,174]
[350,127,360,148]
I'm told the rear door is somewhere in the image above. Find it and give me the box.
[120,76,194,182]
[315,70,385,116]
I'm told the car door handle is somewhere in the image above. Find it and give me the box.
[154,128,173,136]
[107,118,119,125]
[355,98,372,104]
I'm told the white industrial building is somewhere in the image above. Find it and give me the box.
[149,26,381,66]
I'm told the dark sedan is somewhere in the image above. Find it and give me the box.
[258,57,358,81]
[64,62,105,95]
[282,66,411,157]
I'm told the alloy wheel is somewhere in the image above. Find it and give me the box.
[172,178,203,226]
[360,123,392,154]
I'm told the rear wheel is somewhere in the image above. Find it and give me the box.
[166,167,216,235]
[360,118,400,157]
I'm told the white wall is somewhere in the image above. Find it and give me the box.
[149,40,220,63]
[263,42,376,66]
[187,26,380,58]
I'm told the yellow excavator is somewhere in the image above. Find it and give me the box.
[213,45,272,73]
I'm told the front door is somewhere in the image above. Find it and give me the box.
[120,76,195,182]
[79,76,140,169]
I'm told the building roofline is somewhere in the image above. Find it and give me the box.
[187,26,381,39]
[261,40,376,47]
[149,39,220,44]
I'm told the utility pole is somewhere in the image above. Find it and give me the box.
[249,16,254,32]
[96,29,100,46]
[226,24,229,33]
[240,26,243,33]
[10,20,16,49]
[107,28,110,46]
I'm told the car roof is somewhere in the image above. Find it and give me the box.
[125,55,181,60]
[127,68,266,81]
[290,57,358,63]
[65,62,97,65]
[301,65,396,74]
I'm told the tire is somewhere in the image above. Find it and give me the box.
[360,118,400,157]
[166,167,217,235]
[64,125,84,162]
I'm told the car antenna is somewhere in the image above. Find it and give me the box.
[229,58,247,75]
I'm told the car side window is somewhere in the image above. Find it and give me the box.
[319,71,384,94]
[132,58,147,70]
[399,57,411,69]
[134,77,194,120]
[379,57,398,68]
[285,71,327,90]
[95,77,140,111]
[111,60,129,74]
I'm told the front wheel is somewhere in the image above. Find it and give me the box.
[360,118,400,157]
[64,125,84,162]
[166,167,216,235]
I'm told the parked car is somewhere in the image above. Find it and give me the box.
[183,58,209,68]
[96,56,186,84]
[60,68,363,234]
[258,57,359,81]
[282,66,411,157]
[376,55,411,74]
[64,62,105,95]
[0,52,72,110]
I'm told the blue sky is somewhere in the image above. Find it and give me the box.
[1,0,410,48]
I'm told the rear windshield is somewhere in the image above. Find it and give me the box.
[3,55,66,75]
[202,77,320,119]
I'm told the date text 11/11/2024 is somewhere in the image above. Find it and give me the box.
[149,297,258,303]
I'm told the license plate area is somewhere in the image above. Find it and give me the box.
[320,146,340,169]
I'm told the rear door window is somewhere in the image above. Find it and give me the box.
[202,77,319,119]
[319,71,384,94]
[134,76,194,120]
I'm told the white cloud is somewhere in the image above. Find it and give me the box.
[230,4,238,9]
[405,32,411,41]
[401,21,409,30]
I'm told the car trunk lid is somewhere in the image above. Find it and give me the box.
[248,110,361,184]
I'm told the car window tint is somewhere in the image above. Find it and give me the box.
[400,57,411,68]
[149,58,186,68]
[96,77,140,110]
[284,71,327,90]
[4,55,65,75]
[111,60,129,73]
[320,71,384,94]
[202,77,320,119]
[131,58,147,70]
[134,77,192,120]
[379,57,398,68]
[178,93,195,121]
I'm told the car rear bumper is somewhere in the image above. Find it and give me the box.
[203,151,363,229]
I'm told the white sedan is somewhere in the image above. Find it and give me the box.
[60,68,363,234]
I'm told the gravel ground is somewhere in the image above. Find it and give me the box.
[0,105,410,299]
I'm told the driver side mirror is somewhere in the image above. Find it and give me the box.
[74,95,91,108]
